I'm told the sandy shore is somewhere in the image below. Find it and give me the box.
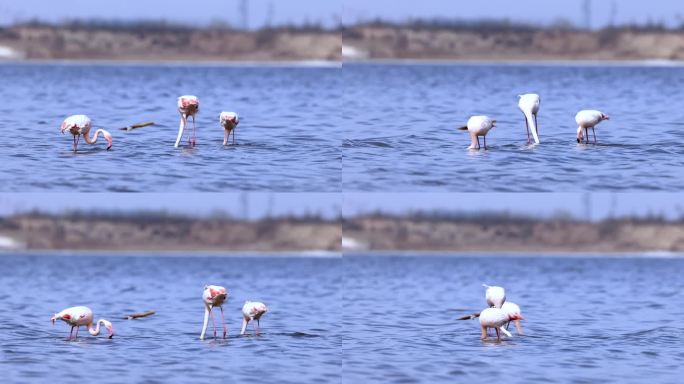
[343,25,684,61]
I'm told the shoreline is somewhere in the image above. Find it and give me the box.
[342,58,684,67]
[343,250,684,258]
[0,249,342,258]
[0,59,341,68]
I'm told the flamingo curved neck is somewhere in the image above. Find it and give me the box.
[88,320,105,336]
[175,115,187,148]
[525,112,540,144]
[83,129,104,145]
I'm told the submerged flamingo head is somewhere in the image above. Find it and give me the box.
[103,130,113,150]
[102,320,114,338]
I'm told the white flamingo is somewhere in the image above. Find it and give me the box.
[241,301,268,336]
[175,95,199,148]
[479,307,523,341]
[483,284,506,308]
[220,112,240,145]
[502,301,523,336]
[457,116,496,150]
[518,94,540,144]
[576,110,609,144]
[200,285,228,340]
[60,115,112,152]
[51,306,114,340]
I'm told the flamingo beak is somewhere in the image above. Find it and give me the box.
[51,315,56,325]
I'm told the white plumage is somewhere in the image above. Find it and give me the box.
[483,284,506,308]
[60,114,112,152]
[200,285,229,340]
[175,95,200,148]
[459,115,496,150]
[51,306,114,340]
[575,109,609,144]
[502,301,523,336]
[241,301,268,335]
[219,111,240,145]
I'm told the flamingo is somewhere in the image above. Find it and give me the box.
[483,284,506,308]
[220,112,240,145]
[200,285,228,340]
[502,301,523,336]
[518,94,540,144]
[60,115,112,152]
[175,95,199,148]
[241,301,268,336]
[51,306,114,340]
[457,116,496,150]
[479,307,524,341]
[576,110,609,144]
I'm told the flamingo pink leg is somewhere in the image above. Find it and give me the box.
[220,307,227,338]
[191,115,197,146]
[74,326,79,339]
[495,327,501,341]
[210,309,217,338]
[252,320,258,335]
[592,127,597,144]
[68,326,74,340]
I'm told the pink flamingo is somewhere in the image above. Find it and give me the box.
[60,115,112,152]
[176,95,199,148]
[220,112,240,145]
[51,306,114,340]
[241,301,268,335]
[200,285,228,340]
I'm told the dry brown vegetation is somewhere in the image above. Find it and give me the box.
[343,213,684,253]
[0,22,341,61]
[343,20,684,61]
[0,212,341,252]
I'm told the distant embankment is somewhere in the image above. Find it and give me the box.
[0,25,341,61]
[343,215,684,253]
[343,25,684,61]
[0,214,341,252]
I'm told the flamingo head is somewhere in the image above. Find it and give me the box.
[600,113,610,121]
[258,303,269,314]
[508,313,524,321]
[60,122,71,135]
[102,320,114,338]
[103,130,113,150]
[51,314,57,324]
[576,126,585,143]
[491,119,497,127]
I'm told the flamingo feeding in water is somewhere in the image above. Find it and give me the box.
[457,116,496,150]
[502,301,523,336]
[479,307,524,341]
[518,94,540,144]
[220,112,240,145]
[576,110,610,144]
[241,301,268,336]
[200,285,228,340]
[60,115,112,152]
[51,306,114,340]
[175,95,199,148]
